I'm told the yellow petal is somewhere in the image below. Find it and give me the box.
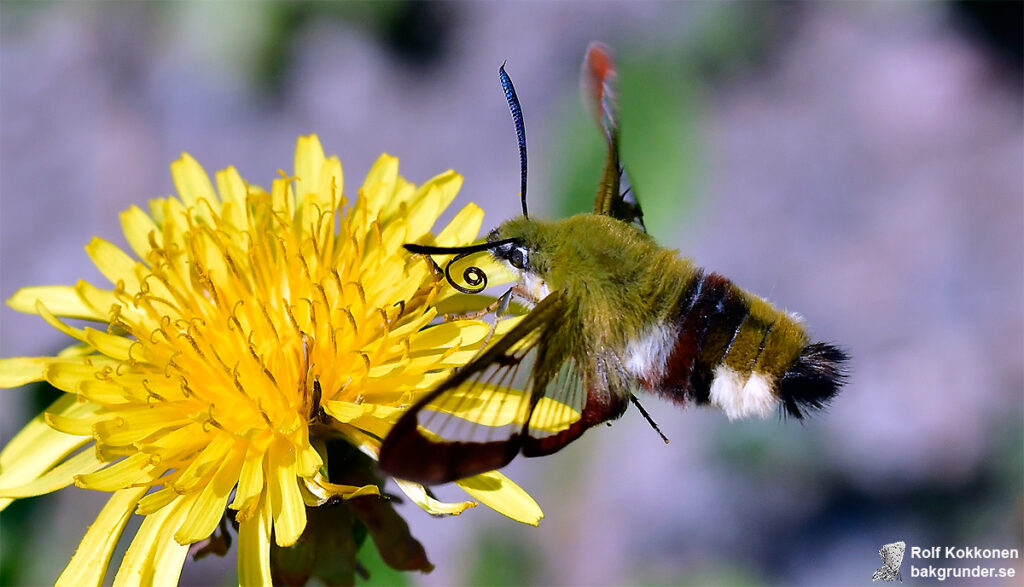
[84,328,133,361]
[407,319,490,352]
[73,281,120,319]
[403,348,480,370]
[0,395,90,468]
[293,134,326,200]
[322,402,395,440]
[6,285,106,321]
[321,401,367,423]
[0,356,52,387]
[44,360,115,394]
[380,216,409,254]
[174,445,244,543]
[136,486,179,516]
[302,470,380,506]
[317,156,344,209]
[140,421,210,456]
[456,470,544,526]
[360,154,399,221]
[85,237,141,292]
[394,479,477,516]
[32,301,91,347]
[75,452,159,492]
[46,408,107,436]
[237,496,272,587]
[119,205,159,261]
[92,403,194,448]
[267,439,306,547]
[434,202,484,246]
[171,433,235,493]
[77,379,135,405]
[322,400,401,424]
[113,494,192,587]
[149,523,191,587]
[413,169,462,223]
[358,370,449,400]
[229,443,266,516]
[215,167,248,228]
[170,152,217,211]
[291,425,323,479]
[215,165,248,204]
[383,304,437,340]
[56,486,148,587]
[431,293,499,318]
[0,394,92,512]
[0,447,103,498]
[403,182,444,239]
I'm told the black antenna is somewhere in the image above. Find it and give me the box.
[499,62,528,218]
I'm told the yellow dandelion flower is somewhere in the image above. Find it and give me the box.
[0,135,543,585]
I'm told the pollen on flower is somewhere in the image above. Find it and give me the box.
[0,135,543,586]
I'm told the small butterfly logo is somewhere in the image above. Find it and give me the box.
[872,541,906,582]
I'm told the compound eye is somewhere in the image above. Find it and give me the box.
[509,246,528,270]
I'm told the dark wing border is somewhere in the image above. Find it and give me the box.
[379,293,570,484]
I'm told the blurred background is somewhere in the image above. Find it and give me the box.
[1,1,1021,585]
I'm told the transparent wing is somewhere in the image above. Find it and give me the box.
[379,292,623,484]
[581,41,645,232]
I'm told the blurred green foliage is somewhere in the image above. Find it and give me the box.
[617,56,702,240]
[466,527,546,586]
[356,536,409,587]
[0,490,58,585]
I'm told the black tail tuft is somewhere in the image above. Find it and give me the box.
[778,342,848,419]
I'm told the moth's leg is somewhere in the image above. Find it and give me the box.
[467,282,541,358]
[510,282,539,305]
[421,254,445,280]
[466,287,516,361]
[495,286,515,317]
[443,282,533,321]
[444,297,502,321]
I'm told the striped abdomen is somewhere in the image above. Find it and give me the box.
[636,271,846,420]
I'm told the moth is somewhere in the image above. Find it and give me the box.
[379,43,847,485]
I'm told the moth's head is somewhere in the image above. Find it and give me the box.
[486,217,553,301]
[486,216,545,273]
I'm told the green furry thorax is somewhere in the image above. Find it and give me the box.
[491,214,696,351]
